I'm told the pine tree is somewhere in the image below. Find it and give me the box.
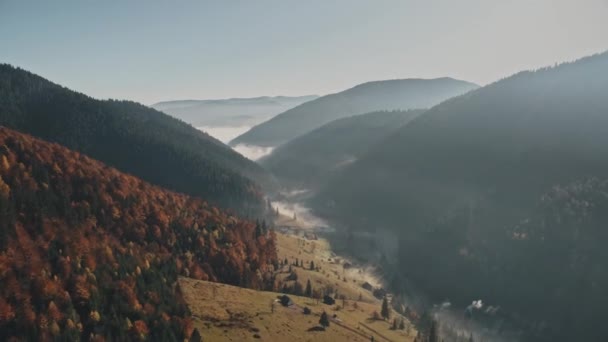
[429,320,439,342]
[255,221,263,237]
[381,295,390,320]
[319,311,330,328]
[190,328,202,342]
[294,281,304,296]
[398,318,405,330]
[310,261,315,270]
[305,279,312,297]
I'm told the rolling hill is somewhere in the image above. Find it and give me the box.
[261,109,424,189]
[0,127,277,341]
[0,64,271,215]
[311,51,608,341]
[231,78,478,147]
[152,95,318,128]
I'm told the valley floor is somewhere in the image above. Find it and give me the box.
[180,215,417,341]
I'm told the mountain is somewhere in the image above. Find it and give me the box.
[312,51,608,340]
[0,64,271,215]
[231,78,478,147]
[261,109,424,189]
[152,95,318,128]
[0,127,277,341]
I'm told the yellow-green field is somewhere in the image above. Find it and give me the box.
[180,219,417,342]
[275,231,380,303]
[180,277,415,342]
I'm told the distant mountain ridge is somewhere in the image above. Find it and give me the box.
[231,78,479,147]
[152,95,318,128]
[0,64,271,215]
[153,95,318,109]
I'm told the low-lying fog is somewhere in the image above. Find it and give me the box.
[233,144,274,161]
[197,125,274,160]
[272,200,328,229]
[197,125,250,143]
[272,193,384,290]
[276,188,512,342]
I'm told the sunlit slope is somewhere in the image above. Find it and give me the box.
[180,277,415,342]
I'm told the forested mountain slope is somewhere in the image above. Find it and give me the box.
[231,78,478,147]
[0,127,277,341]
[261,109,423,189]
[312,51,608,341]
[0,64,270,215]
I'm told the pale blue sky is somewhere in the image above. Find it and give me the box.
[1,0,607,104]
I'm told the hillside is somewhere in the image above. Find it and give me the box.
[0,64,271,215]
[261,110,423,189]
[0,127,277,341]
[152,95,318,128]
[180,278,415,342]
[231,78,478,147]
[312,51,608,341]
[178,226,418,342]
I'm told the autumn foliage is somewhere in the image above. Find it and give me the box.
[0,127,277,341]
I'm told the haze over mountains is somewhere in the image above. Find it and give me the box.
[152,95,318,130]
[261,109,424,190]
[153,95,319,160]
[310,51,608,341]
[3,2,608,341]
[231,78,479,147]
[1,49,606,340]
[0,64,271,215]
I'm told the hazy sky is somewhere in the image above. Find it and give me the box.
[1,0,607,104]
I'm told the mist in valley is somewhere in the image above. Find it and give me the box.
[233,143,275,161]
[2,2,608,341]
[197,125,251,144]
[274,192,516,342]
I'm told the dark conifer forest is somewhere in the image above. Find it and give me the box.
[0,64,271,216]
[312,51,608,341]
[261,109,424,189]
